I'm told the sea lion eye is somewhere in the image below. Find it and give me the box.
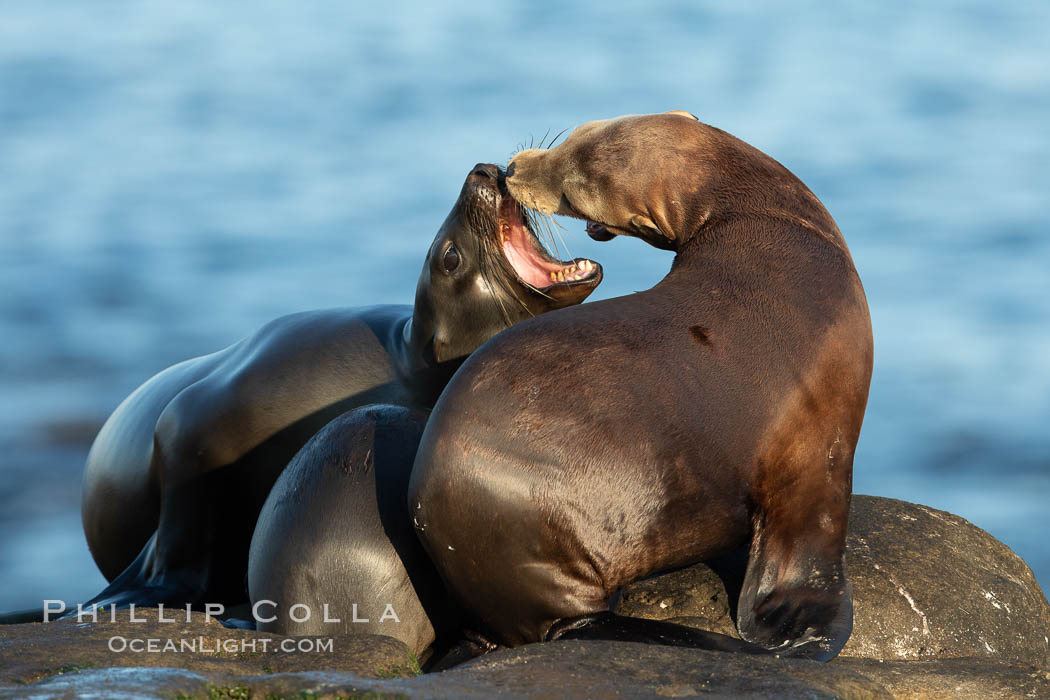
[442,244,460,273]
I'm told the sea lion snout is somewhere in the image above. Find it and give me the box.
[467,162,499,184]
[505,148,566,215]
[507,116,694,251]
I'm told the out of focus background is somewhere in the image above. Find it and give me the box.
[1,1,1047,610]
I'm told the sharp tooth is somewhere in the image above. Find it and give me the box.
[550,271,558,282]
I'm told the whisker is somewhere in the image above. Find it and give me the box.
[476,219,514,326]
[537,215,560,259]
[545,126,570,149]
[490,271,514,325]
[473,199,541,322]
[538,211,573,263]
[526,285,555,301]
[509,204,579,303]
[538,127,552,150]
[551,219,574,262]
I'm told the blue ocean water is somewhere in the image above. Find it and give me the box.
[0,1,1047,610]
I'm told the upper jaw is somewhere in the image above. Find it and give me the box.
[455,162,603,304]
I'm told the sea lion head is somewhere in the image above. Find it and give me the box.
[506,110,710,252]
[409,163,603,367]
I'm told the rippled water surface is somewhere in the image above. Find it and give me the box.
[1,1,1048,609]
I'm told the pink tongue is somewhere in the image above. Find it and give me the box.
[503,239,554,288]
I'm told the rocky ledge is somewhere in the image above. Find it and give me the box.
[1,495,1047,699]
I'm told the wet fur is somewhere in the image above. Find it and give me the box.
[42,165,598,620]
[409,113,873,660]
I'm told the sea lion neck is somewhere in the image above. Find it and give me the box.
[508,115,846,261]
[392,314,463,408]
[667,132,850,263]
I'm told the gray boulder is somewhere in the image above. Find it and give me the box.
[618,495,1050,668]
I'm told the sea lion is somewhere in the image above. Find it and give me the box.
[71,163,602,614]
[247,404,442,657]
[408,112,873,661]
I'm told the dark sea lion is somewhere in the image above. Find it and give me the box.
[408,112,873,661]
[247,405,440,656]
[246,163,606,658]
[66,163,602,615]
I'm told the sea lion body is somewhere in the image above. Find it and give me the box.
[248,404,441,656]
[83,306,422,604]
[408,113,873,660]
[77,164,602,612]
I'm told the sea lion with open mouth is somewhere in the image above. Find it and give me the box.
[408,112,873,661]
[59,163,602,617]
[246,164,603,659]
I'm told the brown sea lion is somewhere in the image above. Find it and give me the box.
[65,163,601,616]
[408,112,873,661]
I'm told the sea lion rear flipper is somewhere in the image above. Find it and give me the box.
[549,612,772,655]
[57,531,208,620]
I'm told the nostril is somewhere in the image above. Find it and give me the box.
[506,162,516,178]
[470,163,497,181]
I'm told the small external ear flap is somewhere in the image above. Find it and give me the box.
[665,110,699,120]
[629,214,673,241]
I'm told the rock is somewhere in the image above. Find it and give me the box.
[837,657,1050,700]
[448,640,892,699]
[841,496,1050,666]
[4,496,1049,698]
[1,605,1045,699]
[5,640,893,699]
[618,495,1050,668]
[618,558,745,635]
[0,608,419,687]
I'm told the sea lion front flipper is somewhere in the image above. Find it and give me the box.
[735,436,854,661]
[736,549,853,661]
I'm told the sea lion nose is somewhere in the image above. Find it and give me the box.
[468,163,499,184]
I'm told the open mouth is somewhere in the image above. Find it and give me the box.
[497,178,601,293]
